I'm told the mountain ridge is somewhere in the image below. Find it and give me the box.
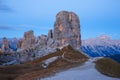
[81,35,120,63]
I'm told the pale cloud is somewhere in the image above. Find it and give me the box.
[0,25,15,30]
[98,32,120,39]
[0,24,52,31]
[15,24,52,31]
[0,0,12,12]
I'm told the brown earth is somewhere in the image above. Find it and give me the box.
[0,45,88,80]
[95,58,120,78]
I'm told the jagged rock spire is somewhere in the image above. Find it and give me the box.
[53,11,81,49]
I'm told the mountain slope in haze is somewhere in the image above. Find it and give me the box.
[81,35,120,57]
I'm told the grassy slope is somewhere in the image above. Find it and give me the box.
[0,45,88,80]
[95,58,120,78]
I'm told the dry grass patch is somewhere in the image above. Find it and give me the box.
[0,45,88,80]
[95,58,120,78]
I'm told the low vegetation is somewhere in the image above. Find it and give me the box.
[0,45,88,80]
[95,58,120,78]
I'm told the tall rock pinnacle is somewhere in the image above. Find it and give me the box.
[53,11,81,49]
[20,30,35,49]
[48,29,53,39]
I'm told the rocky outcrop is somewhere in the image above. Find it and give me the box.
[20,30,35,49]
[48,29,53,39]
[16,11,81,63]
[1,37,10,52]
[17,39,22,49]
[53,11,81,49]
[37,35,48,47]
[17,11,81,50]
[0,48,3,54]
[16,30,35,62]
[9,38,18,51]
[0,38,18,65]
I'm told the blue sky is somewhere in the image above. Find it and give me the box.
[0,0,120,39]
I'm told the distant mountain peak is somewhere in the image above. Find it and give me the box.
[81,36,120,57]
[97,35,110,40]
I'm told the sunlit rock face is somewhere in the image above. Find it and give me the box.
[16,30,36,62]
[20,30,35,49]
[53,11,81,49]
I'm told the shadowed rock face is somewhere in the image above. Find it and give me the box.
[20,30,35,49]
[48,29,53,39]
[1,37,10,52]
[53,11,81,49]
[17,39,22,49]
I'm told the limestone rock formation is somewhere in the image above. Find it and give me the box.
[47,38,54,47]
[16,30,36,62]
[0,48,3,54]
[16,11,81,63]
[53,11,81,49]
[37,35,48,47]
[17,39,22,49]
[20,30,35,49]
[48,29,53,39]
[1,37,10,52]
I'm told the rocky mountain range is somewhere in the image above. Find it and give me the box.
[81,35,120,57]
[1,34,120,64]
[0,11,81,65]
[0,11,120,80]
[0,11,120,65]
